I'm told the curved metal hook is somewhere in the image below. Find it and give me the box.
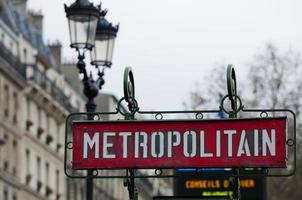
[123,67,136,113]
[227,64,237,111]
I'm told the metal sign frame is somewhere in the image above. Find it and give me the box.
[64,66,296,180]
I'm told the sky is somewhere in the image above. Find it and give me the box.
[27,0,302,111]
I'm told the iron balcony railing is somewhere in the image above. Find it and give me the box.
[0,41,26,78]
[27,65,79,113]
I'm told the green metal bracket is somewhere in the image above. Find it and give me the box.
[227,64,237,113]
[121,66,139,119]
[123,67,138,200]
[226,65,240,200]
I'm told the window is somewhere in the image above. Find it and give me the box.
[25,149,31,184]
[26,98,33,131]
[56,122,61,151]
[38,108,41,127]
[13,92,18,123]
[3,189,8,200]
[37,156,42,192]
[4,85,9,117]
[3,134,8,171]
[37,156,41,181]
[12,193,17,200]
[46,162,52,197]
[46,162,49,186]
[37,108,43,138]
[56,169,60,197]
[26,149,30,174]
[12,140,17,175]
[23,48,27,63]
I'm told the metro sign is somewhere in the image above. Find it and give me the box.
[72,117,286,169]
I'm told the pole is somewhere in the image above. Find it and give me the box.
[86,170,94,200]
[77,54,99,200]
[86,101,97,200]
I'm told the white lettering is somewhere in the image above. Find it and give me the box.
[167,131,172,157]
[135,132,148,158]
[167,131,181,157]
[103,132,116,158]
[216,130,221,157]
[200,131,213,157]
[151,132,164,158]
[135,132,139,158]
[119,132,131,158]
[237,130,251,156]
[224,130,236,157]
[254,129,259,156]
[83,132,99,159]
[183,131,196,157]
[262,129,276,156]
[173,131,181,147]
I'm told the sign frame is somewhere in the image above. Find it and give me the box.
[64,109,296,179]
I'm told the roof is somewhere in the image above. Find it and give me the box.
[0,0,57,68]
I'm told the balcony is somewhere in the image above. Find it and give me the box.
[0,40,78,114]
[0,41,26,79]
[27,64,78,113]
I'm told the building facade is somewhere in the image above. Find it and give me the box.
[0,0,172,200]
[0,0,85,199]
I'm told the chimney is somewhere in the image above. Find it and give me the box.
[0,0,4,10]
[28,10,43,35]
[11,0,27,15]
[48,41,62,66]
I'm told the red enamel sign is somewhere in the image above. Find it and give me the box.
[72,118,286,169]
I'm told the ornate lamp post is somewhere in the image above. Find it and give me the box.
[64,1,118,200]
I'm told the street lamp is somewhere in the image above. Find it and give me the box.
[64,1,119,200]
[90,10,119,68]
[64,0,100,51]
[90,9,119,89]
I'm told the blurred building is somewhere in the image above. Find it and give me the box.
[0,0,171,200]
[0,0,85,199]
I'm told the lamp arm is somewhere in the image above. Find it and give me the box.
[96,67,105,89]
[76,51,89,81]
[76,51,99,101]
